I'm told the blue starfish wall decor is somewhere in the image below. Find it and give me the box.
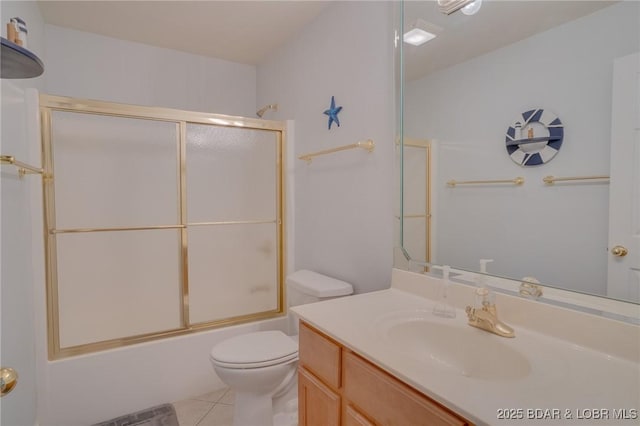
[323,96,342,130]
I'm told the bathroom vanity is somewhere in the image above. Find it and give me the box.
[298,321,471,425]
[292,269,640,426]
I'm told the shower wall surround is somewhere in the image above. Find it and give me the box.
[43,24,257,117]
[25,22,281,426]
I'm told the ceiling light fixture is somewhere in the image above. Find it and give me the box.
[403,28,436,46]
[437,0,482,16]
[403,19,442,47]
[461,0,483,16]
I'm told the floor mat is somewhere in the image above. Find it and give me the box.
[92,403,179,426]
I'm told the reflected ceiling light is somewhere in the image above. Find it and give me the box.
[403,28,436,46]
[403,19,441,47]
[461,0,482,16]
[438,0,482,16]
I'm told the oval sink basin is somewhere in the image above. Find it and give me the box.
[376,310,531,381]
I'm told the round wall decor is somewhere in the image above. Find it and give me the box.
[505,108,564,166]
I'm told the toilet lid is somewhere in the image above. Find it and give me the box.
[210,331,298,369]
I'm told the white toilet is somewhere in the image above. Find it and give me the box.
[209,270,354,426]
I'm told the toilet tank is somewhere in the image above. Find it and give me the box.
[286,270,353,335]
[287,270,354,307]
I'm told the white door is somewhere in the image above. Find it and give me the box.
[607,52,640,302]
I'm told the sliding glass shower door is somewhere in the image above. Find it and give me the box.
[186,124,280,324]
[41,95,285,359]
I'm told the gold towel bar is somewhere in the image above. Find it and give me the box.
[299,139,375,164]
[0,154,44,177]
[447,177,524,187]
[543,175,609,184]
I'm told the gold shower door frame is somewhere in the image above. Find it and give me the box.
[40,94,287,360]
[403,138,432,272]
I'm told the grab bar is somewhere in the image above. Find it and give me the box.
[447,177,524,187]
[0,154,43,177]
[543,175,609,185]
[299,139,375,164]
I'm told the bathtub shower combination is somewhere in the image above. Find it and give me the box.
[39,94,287,359]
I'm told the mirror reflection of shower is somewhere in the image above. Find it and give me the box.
[256,103,278,118]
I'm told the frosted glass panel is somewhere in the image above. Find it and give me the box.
[188,224,279,324]
[56,230,182,347]
[52,111,179,229]
[186,124,277,222]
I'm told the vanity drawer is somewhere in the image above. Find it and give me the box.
[299,321,342,389]
[342,350,470,426]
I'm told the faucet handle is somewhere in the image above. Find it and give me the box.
[519,277,543,299]
[474,286,495,309]
[464,305,479,321]
[465,305,474,318]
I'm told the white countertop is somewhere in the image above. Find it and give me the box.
[292,270,640,426]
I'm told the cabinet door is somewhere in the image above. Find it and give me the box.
[298,367,340,426]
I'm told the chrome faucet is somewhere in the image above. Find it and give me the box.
[465,289,515,338]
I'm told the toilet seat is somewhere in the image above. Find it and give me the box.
[210,330,298,369]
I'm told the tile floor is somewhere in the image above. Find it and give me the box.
[172,387,235,426]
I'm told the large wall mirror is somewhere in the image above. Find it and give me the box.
[397,0,639,306]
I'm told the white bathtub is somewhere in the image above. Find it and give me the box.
[38,316,289,426]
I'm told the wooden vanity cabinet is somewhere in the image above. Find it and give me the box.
[298,321,473,426]
[298,367,341,426]
[344,404,376,426]
[298,320,342,426]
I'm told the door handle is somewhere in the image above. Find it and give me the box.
[0,367,18,397]
[611,245,628,257]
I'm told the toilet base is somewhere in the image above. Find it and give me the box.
[274,410,297,426]
[233,391,274,426]
[232,390,298,426]
[274,398,298,426]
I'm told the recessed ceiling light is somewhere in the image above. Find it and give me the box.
[403,28,437,46]
[403,19,442,47]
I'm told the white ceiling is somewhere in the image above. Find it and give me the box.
[37,1,331,65]
[37,1,617,76]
